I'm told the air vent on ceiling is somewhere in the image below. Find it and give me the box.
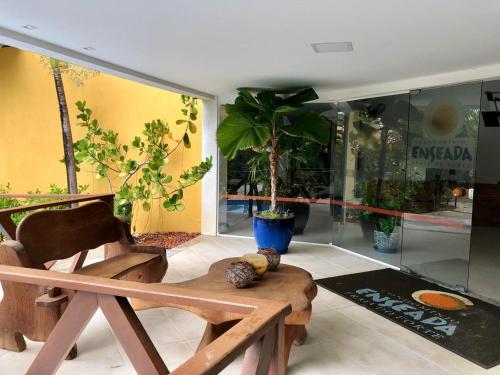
[311,42,353,53]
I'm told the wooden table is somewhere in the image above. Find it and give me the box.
[133,257,318,367]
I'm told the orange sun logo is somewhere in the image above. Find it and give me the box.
[412,290,473,311]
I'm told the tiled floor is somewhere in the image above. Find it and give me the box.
[0,235,499,374]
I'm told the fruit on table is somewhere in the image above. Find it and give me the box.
[242,253,269,278]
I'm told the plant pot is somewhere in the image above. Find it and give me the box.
[253,214,295,254]
[359,214,375,240]
[280,202,310,235]
[373,230,400,253]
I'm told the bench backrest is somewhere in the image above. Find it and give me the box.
[16,201,119,267]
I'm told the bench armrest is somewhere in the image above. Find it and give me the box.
[0,241,31,267]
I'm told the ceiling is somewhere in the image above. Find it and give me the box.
[1,1,500,100]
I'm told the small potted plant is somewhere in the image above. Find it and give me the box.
[217,87,330,253]
[373,215,400,253]
[371,186,404,253]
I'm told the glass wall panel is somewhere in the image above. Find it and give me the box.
[332,94,409,267]
[217,81,498,302]
[217,103,336,244]
[466,79,500,302]
[401,83,481,289]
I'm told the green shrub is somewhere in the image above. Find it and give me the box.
[0,183,88,241]
[73,95,212,225]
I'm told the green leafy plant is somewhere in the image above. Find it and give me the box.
[376,216,397,237]
[244,137,329,219]
[217,87,331,217]
[73,95,212,224]
[0,183,88,241]
[358,180,405,236]
[258,210,291,219]
[23,183,89,207]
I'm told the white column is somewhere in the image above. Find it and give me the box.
[201,98,219,235]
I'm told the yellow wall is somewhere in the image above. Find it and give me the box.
[0,47,203,233]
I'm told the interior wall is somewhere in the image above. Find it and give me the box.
[0,47,203,233]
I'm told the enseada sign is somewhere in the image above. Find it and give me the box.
[408,98,476,170]
[409,138,475,170]
[349,288,459,340]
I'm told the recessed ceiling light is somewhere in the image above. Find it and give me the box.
[83,46,95,51]
[311,42,353,53]
[22,24,38,30]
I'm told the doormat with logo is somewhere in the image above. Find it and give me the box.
[316,269,500,369]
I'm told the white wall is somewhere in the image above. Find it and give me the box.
[201,98,219,235]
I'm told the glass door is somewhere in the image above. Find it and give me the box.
[332,94,409,267]
[401,82,481,289]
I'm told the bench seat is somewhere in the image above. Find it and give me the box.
[75,252,162,279]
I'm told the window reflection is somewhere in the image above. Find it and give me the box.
[401,83,481,288]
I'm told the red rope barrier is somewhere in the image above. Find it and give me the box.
[222,194,465,229]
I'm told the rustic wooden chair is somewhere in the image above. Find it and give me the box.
[0,200,167,356]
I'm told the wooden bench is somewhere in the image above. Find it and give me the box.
[0,200,167,356]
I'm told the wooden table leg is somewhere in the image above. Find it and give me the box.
[283,325,297,367]
[196,321,238,352]
[197,321,307,371]
[270,318,285,375]
[294,325,307,346]
[284,324,308,366]
[242,327,275,374]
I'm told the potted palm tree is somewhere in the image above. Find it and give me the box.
[217,87,330,253]
[246,139,327,235]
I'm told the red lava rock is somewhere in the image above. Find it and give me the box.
[133,232,200,249]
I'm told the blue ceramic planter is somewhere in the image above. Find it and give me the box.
[253,215,295,254]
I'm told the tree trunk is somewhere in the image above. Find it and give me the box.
[52,67,78,195]
[269,135,279,212]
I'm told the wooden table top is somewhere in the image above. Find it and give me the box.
[133,257,317,325]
